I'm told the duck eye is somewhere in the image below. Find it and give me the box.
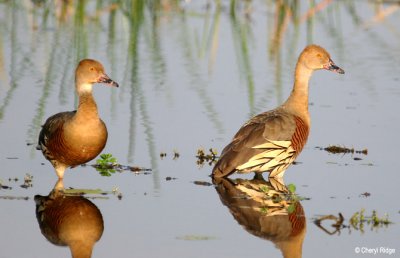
[90,67,95,71]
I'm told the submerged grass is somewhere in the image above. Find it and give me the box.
[93,153,151,177]
[314,209,394,235]
[349,208,392,230]
[196,148,218,167]
[63,186,123,200]
[0,173,33,190]
[176,235,217,241]
[0,174,33,200]
[316,145,368,155]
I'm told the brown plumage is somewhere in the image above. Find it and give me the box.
[35,180,104,258]
[212,45,344,178]
[213,177,306,258]
[37,59,118,178]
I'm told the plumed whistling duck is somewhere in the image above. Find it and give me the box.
[212,45,344,179]
[37,59,118,178]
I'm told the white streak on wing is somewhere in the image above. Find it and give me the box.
[235,139,296,176]
[251,149,285,160]
[236,158,267,170]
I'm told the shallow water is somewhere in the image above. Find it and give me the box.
[1,1,399,258]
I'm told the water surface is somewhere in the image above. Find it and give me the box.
[0,1,399,257]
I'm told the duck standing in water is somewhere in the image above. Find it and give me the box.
[35,179,104,258]
[37,59,118,179]
[212,45,344,179]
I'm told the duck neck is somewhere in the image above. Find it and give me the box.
[69,241,93,258]
[75,92,99,122]
[283,63,313,119]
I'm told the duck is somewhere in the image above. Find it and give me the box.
[213,177,306,258]
[212,45,344,179]
[35,179,104,258]
[37,59,118,179]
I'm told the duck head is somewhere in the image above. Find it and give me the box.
[299,45,345,74]
[75,59,119,93]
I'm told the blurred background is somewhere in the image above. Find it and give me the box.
[0,1,399,257]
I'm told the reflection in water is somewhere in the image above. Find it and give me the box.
[177,11,225,136]
[229,5,255,116]
[213,176,306,258]
[34,180,104,258]
[122,2,161,191]
[0,0,391,190]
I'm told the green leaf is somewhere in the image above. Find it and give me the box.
[287,203,295,214]
[287,183,296,193]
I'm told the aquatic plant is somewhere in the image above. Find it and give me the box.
[257,182,304,214]
[287,183,296,194]
[21,173,33,189]
[196,148,218,167]
[176,235,216,241]
[159,149,180,160]
[93,153,151,176]
[316,145,368,155]
[350,208,392,232]
[95,153,118,176]
[314,209,393,235]
[62,187,123,200]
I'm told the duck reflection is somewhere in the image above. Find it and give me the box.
[34,179,104,258]
[213,176,306,258]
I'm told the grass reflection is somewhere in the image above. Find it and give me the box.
[230,2,255,116]
[0,1,19,121]
[0,0,399,189]
[120,1,161,191]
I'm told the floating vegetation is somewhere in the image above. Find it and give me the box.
[350,209,392,231]
[287,183,296,194]
[160,152,167,159]
[96,153,117,166]
[314,213,345,235]
[0,176,31,200]
[173,149,180,160]
[112,187,123,200]
[316,145,368,155]
[196,148,218,167]
[314,209,393,235]
[160,149,180,160]
[94,153,118,176]
[64,188,108,195]
[20,173,33,189]
[1,174,34,190]
[63,186,123,200]
[193,180,212,186]
[176,235,216,241]
[0,196,29,200]
[0,179,12,190]
[257,182,305,214]
[93,153,151,176]
[359,192,371,197]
